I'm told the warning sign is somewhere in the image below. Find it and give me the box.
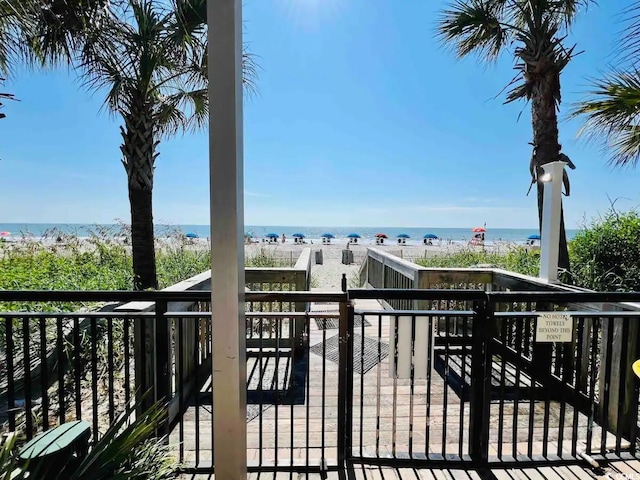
[535,312,573,342]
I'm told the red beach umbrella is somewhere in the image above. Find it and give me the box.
[375,233,388,238]
[0,231,10,237]
[471,227,486,233]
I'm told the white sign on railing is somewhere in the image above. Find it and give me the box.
[535,312,573,342]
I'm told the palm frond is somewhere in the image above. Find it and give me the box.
[617,1,640,68]
[70,398,174,480]
[548,0,594,29]
[572,69,640,167]
[437,0,511,61]
[155,87,207,136]
[0,0,35,75]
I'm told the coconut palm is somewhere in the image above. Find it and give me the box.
[572,3,640,167]
[438,0,591,271]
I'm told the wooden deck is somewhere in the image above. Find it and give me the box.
[170,299,624,468]
[179,459,640,479]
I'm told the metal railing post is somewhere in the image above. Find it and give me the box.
[338,276,353,466]
[154,300,170,433]
[469,295,494,465]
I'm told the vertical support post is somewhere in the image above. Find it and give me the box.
[469,296,494,465]
[294,270,307,360]
[539,161,567,283]
[208,0,246,477]
[338,295,354,466]
[154,300,170,432]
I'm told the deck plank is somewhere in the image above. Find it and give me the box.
[172,300,631,472]
[176,461,640,479]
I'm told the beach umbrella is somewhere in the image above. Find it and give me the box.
[292,233,305,238]
[347,233,361,238]
[185,232,199,238]
[244,231,254,238]
[472,227,486,233]
[375,233,388,238]
[321,233,335,239]
[397,233,410,239]
[266,233,279,239]
[527,234,541,240]
[0,231,10,237]
[423,233,438,239]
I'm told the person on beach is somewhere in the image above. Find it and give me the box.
[282,233,286,244]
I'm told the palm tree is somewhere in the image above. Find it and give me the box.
[20,0,255,290]
[572,3,640,167]
[438,0,591,272]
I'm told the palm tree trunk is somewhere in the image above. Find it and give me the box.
[532,72,570,273]
[121,108,158,290]
[129,186,157,290]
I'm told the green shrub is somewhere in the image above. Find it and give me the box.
[569,209,640,291]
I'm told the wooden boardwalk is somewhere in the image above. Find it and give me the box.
[170,299,621,468]
[179,459,640,479]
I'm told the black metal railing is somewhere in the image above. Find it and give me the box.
[2,288,640,473]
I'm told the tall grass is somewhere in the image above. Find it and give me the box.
[0,226,289,312]
[414,246,540,277]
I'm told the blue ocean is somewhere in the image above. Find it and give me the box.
[0,223,579,246]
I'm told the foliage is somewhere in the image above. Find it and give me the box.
[0,227,285,313]
[437,0,591,106]
[415,246,540,277]
[571,1,640,167]
[245,246,292,268]
[437,0,590,271]
[0,400,176,480]
[568,209,640,291]
[572,70,640,166]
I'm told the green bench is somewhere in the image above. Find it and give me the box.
[18,420,91,479]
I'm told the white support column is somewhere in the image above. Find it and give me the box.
[539,161,567,283]
[208,0,246,478]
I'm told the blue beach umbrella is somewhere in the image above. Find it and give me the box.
[185,232,199,238]
[244,231,254,238]
[423,233,438,239]
[266,233,279,239]
[347,233,361,238]
[527,234,541,240]
[321,233,335,239]
[397,233,410,239]
[292,233,305,238]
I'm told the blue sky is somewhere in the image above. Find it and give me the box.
[1,0,637,229]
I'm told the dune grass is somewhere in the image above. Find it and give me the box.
[414,245,540,277]
[0,226,290,312]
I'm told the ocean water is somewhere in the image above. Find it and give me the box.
[0,223,579,246]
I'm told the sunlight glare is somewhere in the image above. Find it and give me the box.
[276,0,345,30]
